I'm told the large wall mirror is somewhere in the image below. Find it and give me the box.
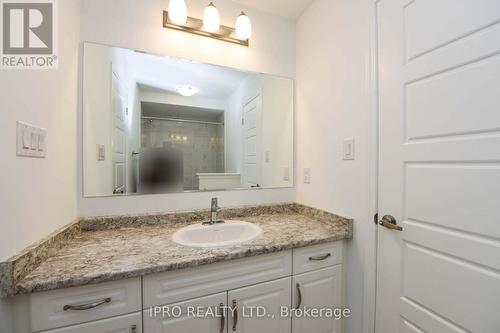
[83,42,294,197]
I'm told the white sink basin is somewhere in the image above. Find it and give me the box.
[172,221,262,248]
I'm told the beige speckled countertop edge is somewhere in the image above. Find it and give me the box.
[1,203,353,297]
[16,233,350,295]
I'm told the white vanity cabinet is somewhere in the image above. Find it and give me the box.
[29,241,344,333]
[291,242,343,333]
[144,278,292,333]
[37,313,142,333]
[292,266,343,333]
[143,292,227,333]
[228,277,292,333]
[30,278,142,332]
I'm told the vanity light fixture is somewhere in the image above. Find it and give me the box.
[176,85,200,97]
[163,1,251,47]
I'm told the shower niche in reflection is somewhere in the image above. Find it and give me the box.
[83,42,294,197]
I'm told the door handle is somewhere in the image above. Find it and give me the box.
[379,215,403,231]
[232,299,238,331]
[309,253,331,261]
[63,297,111,311]
[295,283,302,309]
[219,303,225,333]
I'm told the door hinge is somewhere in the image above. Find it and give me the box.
[374,213,379,225]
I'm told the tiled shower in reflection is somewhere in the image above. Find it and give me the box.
[141,118,225,190]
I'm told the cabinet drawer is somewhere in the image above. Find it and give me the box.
[144,250,292,308]
[292,242,342,274]
[38,312,142,333]
[31,278,141,332]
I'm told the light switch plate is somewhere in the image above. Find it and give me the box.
[343,138,355,160]
[283,167,290,181]
[17,121,46,158]
[303,168,311,184]
[265,151,271,163]
[96,144,105,161]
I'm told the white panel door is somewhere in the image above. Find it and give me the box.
[292,266,342,333]
[112,70,127,195]
[228,277,291,333]
[376,1,500,333]
[143,292,227,333]
[242,95,262,188]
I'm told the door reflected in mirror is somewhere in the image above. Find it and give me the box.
[83,42,294,197]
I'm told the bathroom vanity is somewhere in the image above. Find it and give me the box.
[1,203,352,333]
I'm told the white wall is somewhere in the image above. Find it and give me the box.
[80,0,295,78]
[295,0,375,333]
[83,44,135,197]
[0,0,81,331]
[225,74,294,188]
[0,0,81,262]
[261,76,294,188]
[79,0,296,216]
[225,79,245,174]
[224,74,262,177]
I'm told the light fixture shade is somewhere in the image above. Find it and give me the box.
[203,2,220,33]
[168,0,187,25]
[235,12,252,40]
[176,85,199,97]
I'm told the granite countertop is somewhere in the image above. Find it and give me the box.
[8,204,352,295]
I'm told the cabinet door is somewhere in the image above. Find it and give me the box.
[292,265,342,333]
[228,277,291,333]
[41,312,142,333]
[143,292,227,333]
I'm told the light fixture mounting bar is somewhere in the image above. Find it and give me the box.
[162,11,249,47]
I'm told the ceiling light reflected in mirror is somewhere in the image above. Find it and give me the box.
[176,85,200,97]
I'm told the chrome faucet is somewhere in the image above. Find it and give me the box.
[203,198,224,225]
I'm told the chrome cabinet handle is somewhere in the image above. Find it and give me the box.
[379,215,403,231]
[295,283,302,309]
[219,302,225,333]
[308,253,331,261]
[63,297,111,311]
[232,299,238,331]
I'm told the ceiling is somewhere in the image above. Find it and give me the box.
[127,51,249,99]
[231,0,315,19]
